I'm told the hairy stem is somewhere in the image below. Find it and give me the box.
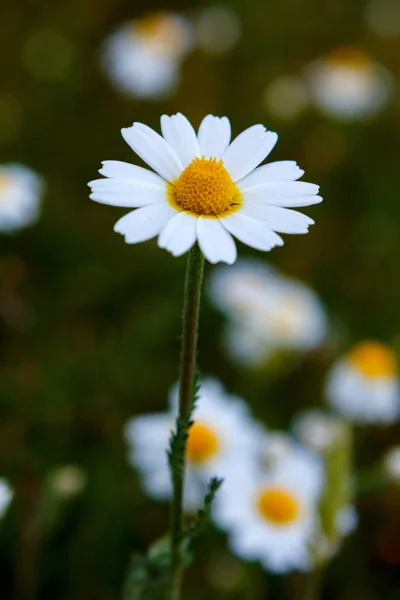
[170,244,204,600]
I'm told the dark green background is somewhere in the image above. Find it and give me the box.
[0,0,400,598]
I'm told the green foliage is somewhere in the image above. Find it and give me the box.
[123,537,171,600]
[167,373,200,492]
[182,477,224,542]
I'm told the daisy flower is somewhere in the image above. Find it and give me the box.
[101,13,193,99]
[88,113,322,265]
[306,46,392,120]
[0,479,13,519]
[293,409,345,453]
[208,259,327,364]
[326,341,400,424]
[0,164,44,233]
[383,446,400,484]
[213,438,324,573]
[124,378,262,511]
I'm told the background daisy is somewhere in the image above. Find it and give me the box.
[326,341,400,424]
[100,13,193,99]
[306,47,392,120]
[0,164,43,233]
[208,259,327,365]
[213,438,324,573]
[125,378,262,511]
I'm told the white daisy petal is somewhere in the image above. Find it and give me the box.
[121,123,183,181]
[197,115,231,159]
[238,161,304,188]
[158,212,197,256]
[89,178,168,207]
[197,218,237,264]
[99,161,165,185]
[222,213,283,251]
[241,205,315,234]
[160,113,200,168]
[114,203,175,243]
[222,125,278,182]
[239,180,319,198]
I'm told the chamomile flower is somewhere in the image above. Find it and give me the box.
[89,114,322,264]
[0,164,43,233]
[383,446,400,484]
[293,409,345,453]
[306,47,392,120]
[326,341,400,424]
[101,12,193,99]
[213,440,324,573]
[124,378,262,511]
[209,259,327,363]
[0,479,13,519]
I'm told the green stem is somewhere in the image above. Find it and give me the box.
[303,568,323,600]
[170,244,204,600]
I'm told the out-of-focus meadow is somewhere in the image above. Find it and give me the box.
[1,0,400,598]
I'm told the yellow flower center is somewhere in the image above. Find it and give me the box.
[256,487,301,525]
[187,421,220,464]
[326,46,373,71]
[348,341,397,377]
[0,173,11,199]
[134,13,183,54]
[169,157,243,218]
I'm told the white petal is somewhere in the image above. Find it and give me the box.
[88,178,168,207]
[221,213,283,251]
[238,161,304,187]
[160,113,200,168]
[241,205,314,234]
[239,180,319,196]
[222,125,278,182]
[241,183,322,207]
[114,204,175,243]
[121,123,183,181]
[158,212,197,256]
[99,161,165,186]
[197,218,237,264]
[197,115,231,160]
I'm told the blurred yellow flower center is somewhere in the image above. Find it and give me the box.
[256,487,300,525]
[0,174,11,199]
[326,46,373,72]
[187,421,220,464]
[135,13,182,53]
[348,341,397,377]
[170,157,242,217]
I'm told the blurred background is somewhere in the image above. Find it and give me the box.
[1,0,400,598]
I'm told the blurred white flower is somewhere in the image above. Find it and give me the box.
[49,465,87,498]
[195,5,241,55]
[383,446,400,483]
[366,0,400,38]
[264,75,309,120]
[0,164,44,233]
[0,479,13,518]
[124,378,262,511]
[306,47,392,120]
[213,439,324,573]
[326,341,400,424]
[101,12,193,99]
[208,259,327,365]
[293,409,345,452]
